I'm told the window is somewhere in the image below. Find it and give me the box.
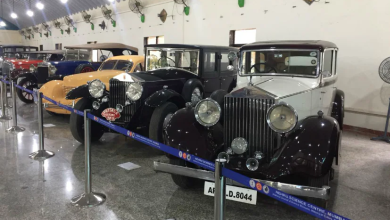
[134,63,143,72]
[144,36,165,46]
[40,45,43,51]
[229,29,256,47]
[92,50,114,62]
[221,52,235,71]
[66,49,90,61]
[55,43,62,50]
[115,60,132,71]
[323,50,333,74]
[204,52,216,72]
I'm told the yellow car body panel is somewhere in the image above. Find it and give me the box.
[40,55,144,115]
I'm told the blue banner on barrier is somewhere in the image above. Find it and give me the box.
[12,83,349,220]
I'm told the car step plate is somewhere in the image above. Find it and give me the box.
[204,181,257,205]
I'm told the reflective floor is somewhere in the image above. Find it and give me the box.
[0,98,389,220]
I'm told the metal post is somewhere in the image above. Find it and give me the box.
[0,80,11,120]
[214,158,227,220]
[6,81,25,133]
[71,109,106,207]
[371,97,390,143]
[4,82,12,109]
[29,92,55,160]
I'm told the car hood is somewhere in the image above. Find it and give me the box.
[234,76,320,98]
[114,68,199,82]
[63,70,124,88]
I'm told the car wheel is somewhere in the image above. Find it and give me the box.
[149,102,178,143]
[16,77,37,104]
[181,79,204,105]
[70,98,105,143]
[170,158,202,189]
[307,171,330,208]
[74,64,95,74]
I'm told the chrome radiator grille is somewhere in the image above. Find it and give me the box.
[109,80,139,122]
[224,96,276,162]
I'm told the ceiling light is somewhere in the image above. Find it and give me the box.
[108,0,115,2]
[26,10,34,17]
[60,0,68,3]
[0,21,6,27]
[36,2,44,10]
[10,12,17,19]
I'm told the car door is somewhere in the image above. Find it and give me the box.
[219,50,237,92]
[202,50,220,97]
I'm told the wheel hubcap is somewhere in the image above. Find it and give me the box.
[191,88,202,105]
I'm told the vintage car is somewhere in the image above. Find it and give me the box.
[66,44,239,144]
[155,40,344,207]
[0,45,38,76]
[40,54,144,116]
[35,43,139,87]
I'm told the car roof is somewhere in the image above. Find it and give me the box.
[241,40,337,50]
[146,44,239,51]
[106,55,144,63]
[23,50,65,54]
[1,44,38,48]
[64,43,138,53]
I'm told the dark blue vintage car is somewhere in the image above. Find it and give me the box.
[18,43,139,103]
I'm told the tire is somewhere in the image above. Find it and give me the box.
[149,102,178,143]
[16,77,37,104]
[181,79,204,105]
[170,158,202,189]
[307,172,330,208]
[74,64,95,74]
[70,98,105,143]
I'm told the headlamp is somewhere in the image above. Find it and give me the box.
[194,98,221,127]
[88,79,105,98]
[125,83,143,101]
[267,103,298,133]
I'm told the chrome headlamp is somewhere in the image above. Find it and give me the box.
[267,103,298,133]
[194,98,221,127]
[29,64,37,73]
[88,79,106,98]
[48,63,57,75]
[126,83,143,101]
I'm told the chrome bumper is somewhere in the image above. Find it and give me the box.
[153,161,330,200]
[43,100,75,109]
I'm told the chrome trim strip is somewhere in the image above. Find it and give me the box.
[153,161,330,200]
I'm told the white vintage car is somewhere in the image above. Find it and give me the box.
[155,40,344,208]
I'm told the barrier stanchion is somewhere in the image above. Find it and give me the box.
[214,159,226,220]
[0,80,11,120]
[71,109,106,207]
[6,81,25,133]
[28,91,55,160]
[4,81,12,109]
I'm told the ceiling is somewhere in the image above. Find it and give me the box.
[0,0,162,29]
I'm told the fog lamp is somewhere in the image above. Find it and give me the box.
[246,158,259,171]
[231,137,247,154]
[92,101,100,110]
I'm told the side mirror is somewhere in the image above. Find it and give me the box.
[322,70,332,78]
[228,51,238,61]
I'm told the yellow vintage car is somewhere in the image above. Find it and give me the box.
[40,55,144,115]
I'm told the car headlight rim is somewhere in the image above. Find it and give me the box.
[29,64,36,73]
[88,79,106,98]
[48,64,57,75]
[125,82,143,101]
[194,98,221,127]
[267,102,298,133]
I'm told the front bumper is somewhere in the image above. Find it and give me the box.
[42,99,77,115]
[153,161,330,200]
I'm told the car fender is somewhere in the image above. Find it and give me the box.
[145,89,186,108]
[262,115,341,180]
[165,106,224,161]
[17,72,37,81]
[65,85,89,100]
[39,80,66,100]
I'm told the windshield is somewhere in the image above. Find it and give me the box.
[65,49,90,61]
[240,50,319,77]
[100,60,133,71]
[3,52,21,59]
[27,53,47,60]
[146,48,200,74]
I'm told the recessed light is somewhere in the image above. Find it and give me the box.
[10,12,17,19]
[26,10,34,17]
[36,2,44,10]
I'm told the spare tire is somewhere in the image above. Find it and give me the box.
[181,78,204,105]
[74,64,95,74]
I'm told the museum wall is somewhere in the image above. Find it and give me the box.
[0,30,22,45]
[23,0,389,132]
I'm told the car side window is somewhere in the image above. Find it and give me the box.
[204,52,216,72]
[220,52,235,71]
[323,50,333,76]
[100,60,117,70]
[134,63,143,72]
[115,60,132,71]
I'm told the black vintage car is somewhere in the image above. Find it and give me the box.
[66,44,239,144]
[155,40,344,208]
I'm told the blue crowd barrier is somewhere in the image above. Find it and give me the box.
[2,78,350,220]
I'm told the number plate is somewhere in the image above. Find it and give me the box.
[204,181,257,205]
